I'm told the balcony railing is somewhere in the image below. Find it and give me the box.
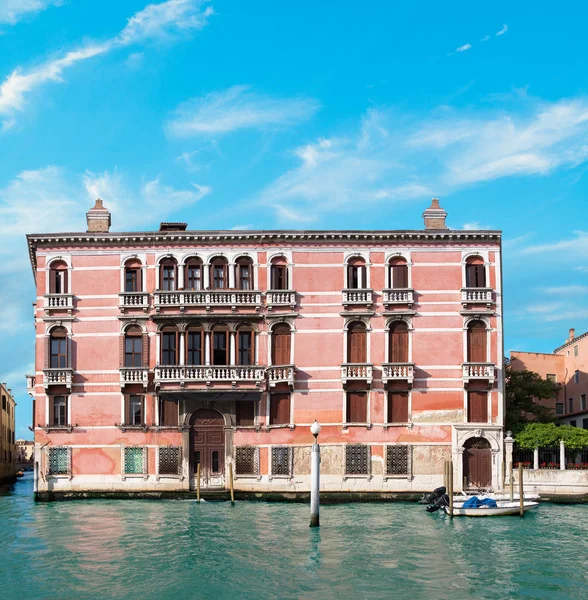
[43,368,73,390]
[342,288,373,306]
[461,287,493,307]
[341,363,373,385]
[154,290,263,311]
[382,288,414,307]
[119,292,150,312]
[266,290,297,310]
[267,365,296,388]
[463,362,496,387]
[155,365,266,387]
[44,294,74,314]
[120,367,149,387]
[381,363,414,385]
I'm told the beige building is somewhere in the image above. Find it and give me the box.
[0,383,16,483]
[16,439,34,463]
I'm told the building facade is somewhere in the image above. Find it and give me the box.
[0,383,16,484]
[511,328,588,427]
[27,199,505,499]
[16,439,34,464]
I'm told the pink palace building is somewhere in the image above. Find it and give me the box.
[26,199,505,500]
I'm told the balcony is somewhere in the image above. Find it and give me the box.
[43,368,73,390]
[154,290,263,312]
[342,288,373,307]
[381,363,414,386]
[266,290,297,311]
[341,363,373,386]
[119,292,150,313]
[26,375,36,397]
[267,365,296,389]
[44,293,74,315]
[462,362,496,388]
[382,288,414,308]
[461,288,493,309]
[120,367,149,388]
[154,365,266,388]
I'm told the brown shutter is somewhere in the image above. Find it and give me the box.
[468,322,487,362]
[347,392,367,423]
[236,402,254,427]
[390,323,408,362]
[272,326,291,365]
[142,333,149,368]
[120,334,125,368]
[49,269,57,294]
[388,392,408,423]
[270,393,290,425]
[124,395,129,425]
[48,397,54,426]
[162,398,178,426]
[348,324,367,363]
[44,336,50,369]
[468,391,488,422]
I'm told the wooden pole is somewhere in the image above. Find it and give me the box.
[443,460,448,490]
[448,459,454,519]
[196,462,201,503]
[229,463,235,506]
[519,462,524,518]
[509,460,514,501]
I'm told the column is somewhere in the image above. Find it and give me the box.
[178,264,185,290]
[533,447,539,470]
[560,439,566,470]
[228,263,236,288]
[504,432,514,483]
[230,332,236,365]
[205,331,211,365]
[203,264,210,289]
[179,332,185,366]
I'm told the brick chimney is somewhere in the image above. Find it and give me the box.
[422,198,449,230]
[569,328,576,341]
[86,199,111,233]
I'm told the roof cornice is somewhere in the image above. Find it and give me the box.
[554,330,588,353]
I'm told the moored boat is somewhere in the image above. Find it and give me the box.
[443,500,539,517]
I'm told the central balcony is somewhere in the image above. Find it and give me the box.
[43,368,73,390]
[267,365,296,389]
[154,365,266,388]
[462,362,496,387]
[342,289,373,307]
[44,293,74,315]
[119,292,150,313]
[461,288,493,309]
[120,367,149,388]
[266,290,297,310]
[154,290,263,312]
[382,288,414,308]
[341,363,373,386]
[381,363,414,386]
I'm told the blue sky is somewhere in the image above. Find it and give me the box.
[1,0,587,437]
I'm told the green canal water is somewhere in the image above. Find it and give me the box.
[1,475,587,600]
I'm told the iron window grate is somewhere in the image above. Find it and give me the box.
[158,446,182,476]
[346,445,370,475]
[386,445,410,475]
[271,447,292,476]
[48,446,71,475]
[235,446,259,475]
[123,446,147,475]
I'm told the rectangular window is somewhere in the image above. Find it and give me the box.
[213,265,226,289]
[346,391,367,423]
[187,331,202,366]
[126,395,143,426]
[347,265,366,289]
[162,266,176,291]
[124,336,143,367]
[125,269,140,293]
[570,420,577,428]
[50,337,68,368]
[238,265,251,290]
[48,447,70,475]
[582,394,587,411]
[556,402,564,415]
[236,402,255,427]
[387,392,409,423]
[270,393,291,425]
[124,447,145,475]
[574,371,580,384]
[159,398,178,427]
[186,265,202,290]
[271,447,292,476]
[238,331,253,365]
[386,445,410,476]
[158,446,181,476]
[345,445,369,475]
[583,418,588,430]
[213,331,228,365]
[468,391,488,423]
[271,265,288,290]
[466,264,486,288]
[51,396,68,426]
[53,269,67,294]
[546,374,557,383]
[161,332,177,365]
[569,398,574,413]
[235,446,259,475]
[390,265,408,288]
[574,345,579,356]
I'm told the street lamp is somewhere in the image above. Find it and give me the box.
[310,420,321,527]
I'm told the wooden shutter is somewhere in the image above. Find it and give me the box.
[270,393,290,425]
[48,397,54,426]
[272,326,291,365]
[161,398,178,426]
[142,333,149,368]
[466,261,486,288]
[49,269,57,294]
[468,322,487,362]
[390,323,408,362]
[348,323,367,363]
[391,265,408,288]
[124,395,129,425]
[119,335,125,368]
[236,402,254,427]
[468,391,488,422]
[388,392,408,423]
[347,392,367,423]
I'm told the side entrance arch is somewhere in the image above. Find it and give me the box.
[463,437,492,488]
[190,409,225,489]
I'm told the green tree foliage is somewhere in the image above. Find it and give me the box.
[516,422,588,449]
[505,359,560,434]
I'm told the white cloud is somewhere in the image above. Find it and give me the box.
[166,85,319,137]
[456,43,472,52]
[496,24,508,36]
[0,0,62,25]
[544,285,588,294]
[481,35,490,42]
[521,231,588,256]
[462,222,493,230]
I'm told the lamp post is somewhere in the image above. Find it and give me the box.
[310,420,321,528]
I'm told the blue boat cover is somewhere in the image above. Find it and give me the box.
[461,496,498,508]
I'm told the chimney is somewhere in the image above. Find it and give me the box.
[86,199,111,233]
[569,328,576,341]
[422,198,449,230]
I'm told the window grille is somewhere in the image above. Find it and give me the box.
[345,445,370,475]
[386,445,410,476]
[158,446,182,476]
[123,446,146,475]
[271,447,292,476]
[235,446,259,475]
[48,447,71,475]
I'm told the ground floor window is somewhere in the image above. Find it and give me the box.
[386,445,410,476]
[235,446,259,475]
[158,446,182,476]
[271,447,292,476]
[48,447,71,475]
[124,446,146,475]
[345,444,370,475]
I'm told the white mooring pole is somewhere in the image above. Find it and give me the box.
[310,420,321,528]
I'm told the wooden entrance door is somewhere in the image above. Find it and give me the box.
[463,438,492,488]
[190,409,225,488]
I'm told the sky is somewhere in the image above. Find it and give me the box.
[1,0,587,438]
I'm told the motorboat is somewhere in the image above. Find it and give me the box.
[443,499,539,517]
[454,490,540,502]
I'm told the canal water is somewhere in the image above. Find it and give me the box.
[1,475,587,600]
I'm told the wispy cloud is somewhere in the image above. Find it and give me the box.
[496,24,508,36]
[521,231,588,256]
[462,221,493,230]
[166,85,319,138]
[481,35,491,42]
[544,285,588,294]
[456,43,472,53]
[0,0,214,127]
[0,0,62,25]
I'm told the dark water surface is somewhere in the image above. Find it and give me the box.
[1,475,587,599]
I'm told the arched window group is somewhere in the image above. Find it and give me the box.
[270,256,289,290]
[347,257,367,290]
[389,257,408,289]
[124,259,142,293]
[465,256,486,288]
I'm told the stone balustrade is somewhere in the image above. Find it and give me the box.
[44,293,74,314]
[154,290,262,310]
[120,367,149,387]
[43,368,73,389]
[382,288,414,306]
[341,363,374,385]
[462,362,496,386]
[381,363,414,385]
[266,290,297,309]
[267,365,296,388]
[119,292,150,312]
[461,287,493,305]
[26,375,36,396]
[155,365,266,386]
[342,288,373,305]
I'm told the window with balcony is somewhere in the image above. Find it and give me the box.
[465,256,486,288]
[389,257,408,289]
[49,327,68,368]
[387,391,408,423]
[160,258,178,291]
[236,257,254,290]
[50,395,68,426]
[347,321,367,363]
[187,327,204,366]
[185,258,203,290]
[346,391,367,423]
[347,257,367,289]
[238,328,255,365]
[389,321,409,362]
[212,327,229,365]
[270,392,290,425]
[49,260,68,294]
[210,258,228,289]
[467,320,487,362]
[125,394,144,426]
[270,257,288,290]
[271,324,291,365]
[467,391,488,422]
[236,402,255,427]
[161,328,178,365]
[124,259,142,292]
[124,326,143,367]
[159,398,178,427]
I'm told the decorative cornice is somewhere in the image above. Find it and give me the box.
[554,329,588,353]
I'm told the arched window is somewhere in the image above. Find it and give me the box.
[389,321,409,363]
[49,260,68,294]
[187,326,204,366]
[465,256,486,288]
[124,259,142,293]
[347,321,367,363]
[347,257,367,290]
[237,327,255,365]
[160,258,178,291]
[272,324,291,365]
[212,326,229,365]
[467,320,487,362]
[161,327,178,365]
[389,257,408,289]
[270,257,289,290]
[210,257,228,290]
[49,327,68,368]
[124,326,143,367]
[185,258,203,290]
[235,257,254,291]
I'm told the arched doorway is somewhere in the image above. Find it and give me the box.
[190,409,225,489]
[463,437,492,489]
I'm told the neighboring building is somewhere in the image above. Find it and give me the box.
[0,383,16,484]
[511,329,588,427]
[26,198,504,499]
[16,439,34,463]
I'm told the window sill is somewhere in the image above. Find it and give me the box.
[121,474,148,481]
[234,425,260,431]
[47,473,72,479]
[268,474,293,481]
[383,422,411,428]
[234,474,262,481]
[383,474,412,480]
[153,426,184,431]
[156,474,184,481]
[266,424,295,430]
[42,425,74,433]
[343,474,372,481]
[343,423,372,430]
[117,424,149,433]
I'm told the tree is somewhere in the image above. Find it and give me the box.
[505,359,560,435]
[516,422,588,449]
